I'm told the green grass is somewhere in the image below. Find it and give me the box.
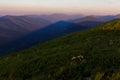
[0,19,120,80]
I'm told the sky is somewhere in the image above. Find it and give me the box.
[0,0,120,15]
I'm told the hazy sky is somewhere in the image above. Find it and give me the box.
[0,0,120,15]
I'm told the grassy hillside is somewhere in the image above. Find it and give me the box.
[0,19,120,80]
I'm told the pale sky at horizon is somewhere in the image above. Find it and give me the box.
[0,0,120,15]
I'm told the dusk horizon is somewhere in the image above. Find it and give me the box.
[0,0,120,15]
[0,13,120,16]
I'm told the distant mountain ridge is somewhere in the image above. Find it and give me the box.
[28,14,84,23]
[73,16,104,27]
[97,14,120,21]
[1,15,51,31]
[0,15,51,45]
[74,16,104,23]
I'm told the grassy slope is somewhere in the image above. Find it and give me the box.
[0,19,120,80]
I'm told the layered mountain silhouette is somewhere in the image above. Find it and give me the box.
[0,20,97,55]
[0,19,120,80]
[0,15,51,45]
[74,16,104,22]
[0,14,109,55]
[29,14,84,23]
[98,14,120,21]
[2,14,120,55]
[115,14,120,18]
[73,16,104,27]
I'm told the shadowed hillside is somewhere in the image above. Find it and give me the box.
[0,21,95,55]
[0,15,51,45]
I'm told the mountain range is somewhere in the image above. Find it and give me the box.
[0,15,51,45]
[0,20,98,55]
[0,14,120,55]
[0,19,120,80]
[28,14,84,23]
[97,14,120,21]
[74,16,104,27]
